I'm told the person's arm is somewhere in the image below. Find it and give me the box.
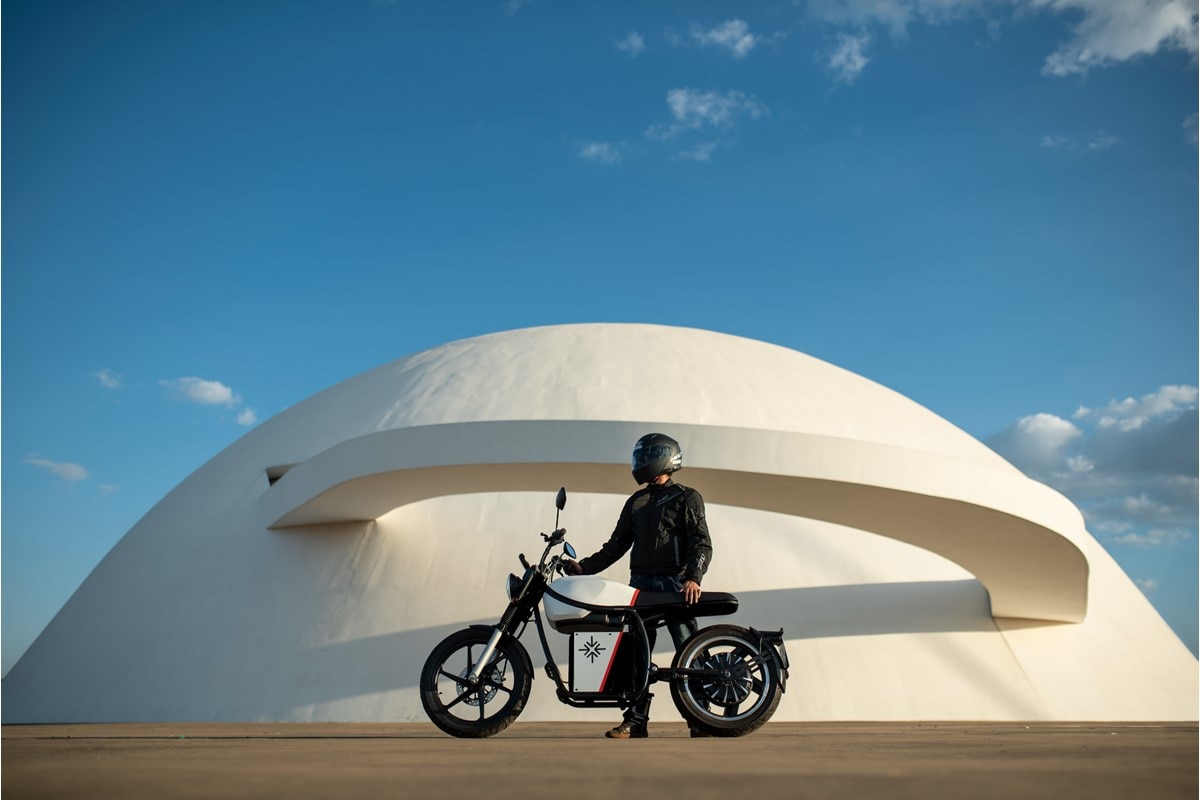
[573,496,636,576]
[682,489,712,587]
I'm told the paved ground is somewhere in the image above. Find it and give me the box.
[3,722,1196,800]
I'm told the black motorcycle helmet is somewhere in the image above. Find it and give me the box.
[631,433,683,485]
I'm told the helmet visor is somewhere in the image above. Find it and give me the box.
[632,443,676,470]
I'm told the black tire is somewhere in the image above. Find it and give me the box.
[420,628,532,738]
[669,624,783,737]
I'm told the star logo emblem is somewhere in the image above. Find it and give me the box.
[580,636,606,663]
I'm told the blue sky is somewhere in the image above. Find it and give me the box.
[3,0,1196,674]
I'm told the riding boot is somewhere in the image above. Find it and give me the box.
[605,693,651,739]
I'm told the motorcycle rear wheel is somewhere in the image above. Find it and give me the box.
[420,628,532,738]
[669,624,783,737]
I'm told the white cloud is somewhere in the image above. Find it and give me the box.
[807,0,1198,76]
[1185,113,1199,144]
[614,31,645,57]
[1033,0,1198,76]
[1067,455,1095,473]
[601,84,766,164]
[807,0,944,39]
[577,141,623,165]
[988,412,1083,473]
[93,368,123,389]
[988,385,1198,549]
[161,376,258,425]
[648,88,768,141]
[1040,131,1122,151]
[26,456,89,482]
[1077,385,1198,430]
[677,141,720,162]
[1113,528,1191,548]
[827,32,872,83]
[807,0,990,41]
[1018,412,1083,444]
[1134,577,1160,594]
[1085,132,1121,150]
[692,20,761,59]
[161,377,240,407]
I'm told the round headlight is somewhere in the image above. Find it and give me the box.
[506,573,522,600]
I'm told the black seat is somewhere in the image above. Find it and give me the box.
[634,590,738,618]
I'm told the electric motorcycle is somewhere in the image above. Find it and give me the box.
[419,488,789,738]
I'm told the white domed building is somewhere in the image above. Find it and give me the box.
[4,324,1195,722]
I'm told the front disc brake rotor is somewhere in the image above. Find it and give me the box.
[457,664,505,706]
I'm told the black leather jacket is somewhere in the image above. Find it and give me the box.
[577,479,713,584]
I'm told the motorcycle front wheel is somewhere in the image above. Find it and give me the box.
[420,628,532,738]
[669,624,783,737]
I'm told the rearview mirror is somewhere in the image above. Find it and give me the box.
[556,487,567,511]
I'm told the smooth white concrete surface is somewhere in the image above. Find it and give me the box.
[262,420,1090,621]
[3,324,1195,723]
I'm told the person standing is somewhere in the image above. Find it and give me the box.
[563,432,713,739]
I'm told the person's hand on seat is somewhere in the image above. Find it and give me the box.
[683,580,701,605]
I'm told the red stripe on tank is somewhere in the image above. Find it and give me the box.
[601,587,639,691]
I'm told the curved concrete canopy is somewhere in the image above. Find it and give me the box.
[262,419,1090,623]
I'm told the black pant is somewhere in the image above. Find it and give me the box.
[624,574,698,727]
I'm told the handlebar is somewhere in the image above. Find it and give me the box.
[541,528,566,544]
[524,528,574,575]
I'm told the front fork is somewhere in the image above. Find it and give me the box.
[466,601,525,683]
[467,628,505,683]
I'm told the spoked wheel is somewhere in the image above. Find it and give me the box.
[420,628,531,738]
[669,624,783,737]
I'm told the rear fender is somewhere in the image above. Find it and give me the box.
[749,627,790,692]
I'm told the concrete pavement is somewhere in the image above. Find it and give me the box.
[3,722,1196,800]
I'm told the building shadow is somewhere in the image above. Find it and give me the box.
[257,579,1062,716]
